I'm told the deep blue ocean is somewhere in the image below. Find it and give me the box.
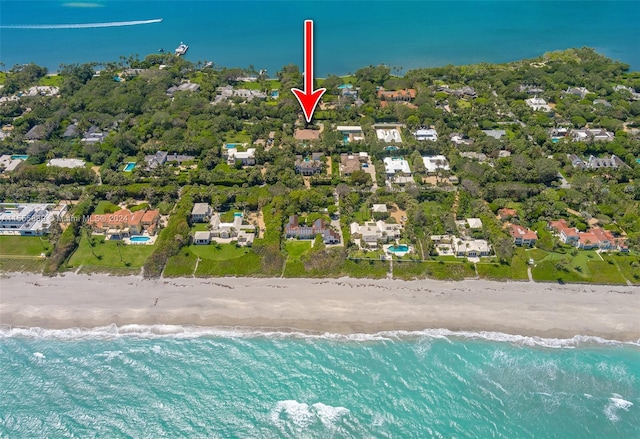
[1,327,639,437]
[1,0,639,74]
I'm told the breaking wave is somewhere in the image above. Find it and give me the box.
[1,324,638,348]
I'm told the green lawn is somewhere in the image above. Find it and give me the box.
[399,260,476,280]
[0,236,51,256]
[342,259,389,278]
[602,253,640,284]
[196,251,262,276]
[283,240,312,277]
[353,205,371,223]
[163,250,197,277]
[39,75,64,87]
[191,223,210,232]
[189,243,251,261]
[94,200,120,214]
[165,243,263,277]
[531,250,628,284]
[477,248,529,280]
[224,130,251,144]
[239,79,281,90]
[67,235,154,275]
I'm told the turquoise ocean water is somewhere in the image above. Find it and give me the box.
[1,1,639,74]
[1,327,639,437]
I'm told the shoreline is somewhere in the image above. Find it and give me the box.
[1,273,639,341]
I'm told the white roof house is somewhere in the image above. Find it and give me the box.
[336,125,365,142]
[466,218,483,229]
[376,128,403,143]
[422,155,450,173]
[525,97,552,112]
[372,204,388,213]
[0,203,67,236]
[0,155,27,172]
[413,128,438,141]
[350,221,402,246]
[226,147,256,165]
[383,157,411,176]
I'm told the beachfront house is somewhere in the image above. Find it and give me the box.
[548,220,627,251]
[507,223,538,247]
[86,207,160,240]
[431,235,491,258]
[285,215,340,245]
[349,220,402,248]
[548,219,579,244]
[0,203,67,236]
[208,212,256,241]
[193,231,212,245]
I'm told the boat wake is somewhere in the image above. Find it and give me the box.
[0,18,163,29]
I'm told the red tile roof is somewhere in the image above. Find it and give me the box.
[508,224,538,241]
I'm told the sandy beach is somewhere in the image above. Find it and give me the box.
[1,273,639,341]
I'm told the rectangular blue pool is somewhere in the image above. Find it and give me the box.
[123,162,136,172]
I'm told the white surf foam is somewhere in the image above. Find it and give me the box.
[1,324,638,348]
[312,402,350,428]
[270,400,349,431]
[604,396,633,422]
[0,18,162,29]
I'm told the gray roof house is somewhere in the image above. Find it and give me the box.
[191,203,212,223]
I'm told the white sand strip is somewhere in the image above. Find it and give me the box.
[0,273,638,341]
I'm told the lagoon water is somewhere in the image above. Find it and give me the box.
[1,327,639,437]
[1,1,639,74]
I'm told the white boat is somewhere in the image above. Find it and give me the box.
[175,42,188,56]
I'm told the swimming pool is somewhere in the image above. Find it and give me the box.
[636,158,640,164]
[123,162,135,172]
[234,212,243,217]
[11,155,29,160]
[271,90,279,98]
[225,143,243,149]
[388,245,409,253]
[130,236,150,242]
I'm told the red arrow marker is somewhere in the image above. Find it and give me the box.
[291,20,326,123]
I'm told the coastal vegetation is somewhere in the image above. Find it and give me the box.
[1,48,639,284]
